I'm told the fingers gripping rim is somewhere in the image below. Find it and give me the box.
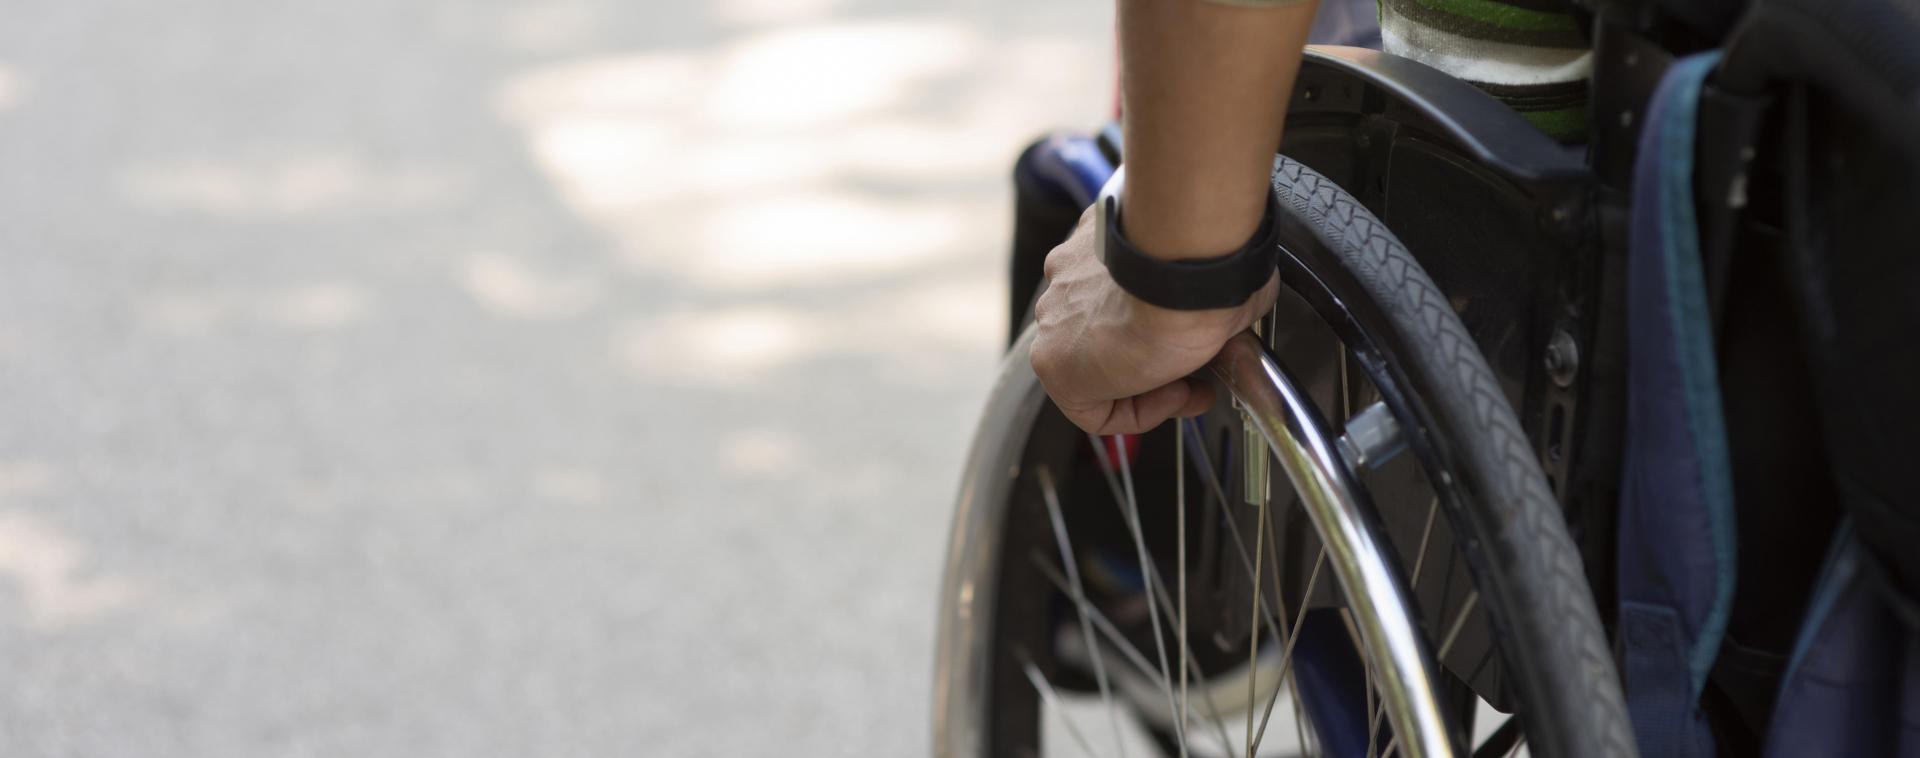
[1268,156,1636,757]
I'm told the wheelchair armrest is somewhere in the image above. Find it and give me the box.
[1297,46,1589,188]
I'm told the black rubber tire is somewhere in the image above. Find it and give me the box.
[1268,155,1636,757]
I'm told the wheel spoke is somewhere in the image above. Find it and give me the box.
[1040,441,1264,758]
[1037,466,1130,758]
[1028,555,1239,758]
[1437,591,1481,660]
[1370,590,1477,758]
[1242,487,1269,758]
[1094,432,1188,748]
[1244,481,1320,752]
[1365,494,1442,752]
[1054,375,1467,758]
[1021,656,1101,757]
[1180,419,1289,637]
[1187,412,1337,756]
[1135,561,1243,757]
[1186,417,1344,754]
[1250,485,1302,753]
[1184,417,1333,758]
[1367,628,1380,758]
[1408,495,1441,590]
[1249,545,1326,752]
[1288,670,1312,755]
[1176,422,1191,758]
[1121,544,1244,752]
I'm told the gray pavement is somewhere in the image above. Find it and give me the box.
[0,1,1111,755]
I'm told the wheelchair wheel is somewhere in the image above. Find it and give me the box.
[933,157,1633,757]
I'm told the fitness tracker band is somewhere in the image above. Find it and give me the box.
[1094,166,1282,311]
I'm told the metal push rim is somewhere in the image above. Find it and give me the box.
[933,326,1463,758]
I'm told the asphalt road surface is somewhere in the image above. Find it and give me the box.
[0,1,1113,754]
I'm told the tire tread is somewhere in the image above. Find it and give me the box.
[1271,157,1635,758]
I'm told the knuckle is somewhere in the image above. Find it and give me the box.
[1031,288,1054,319]
[1041,248,1066,279]
[1028,340,1060,382]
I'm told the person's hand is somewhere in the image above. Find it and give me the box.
[1029,207,1279,436]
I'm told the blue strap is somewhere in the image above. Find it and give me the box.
[1621,603,1715,758]
[1617,49,1733,758]
[1762,520,1909,757]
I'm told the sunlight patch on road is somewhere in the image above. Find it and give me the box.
[701,20,979,130]
[685,192,966,288]
[523,116,681,210]
[609,272,1002,384]
[0,512,139,630]
[496,16,1109,291]
[0,63,24,110]
[461,254,601,319]
[499,54,703,121]
[613,307,827,383]
[860,277,1003,345]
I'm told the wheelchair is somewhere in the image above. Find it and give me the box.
[934,0,1920,755]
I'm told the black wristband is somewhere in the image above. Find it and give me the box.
[1095,168,1281,311]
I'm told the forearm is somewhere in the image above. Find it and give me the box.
[1118,0,1317,261]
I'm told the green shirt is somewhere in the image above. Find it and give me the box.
[1207,0,1591,141]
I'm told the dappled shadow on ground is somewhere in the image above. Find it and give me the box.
[0,1,1110,756]
[496,13,1104,382]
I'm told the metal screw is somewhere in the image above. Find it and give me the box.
[1544,331,1579,387]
